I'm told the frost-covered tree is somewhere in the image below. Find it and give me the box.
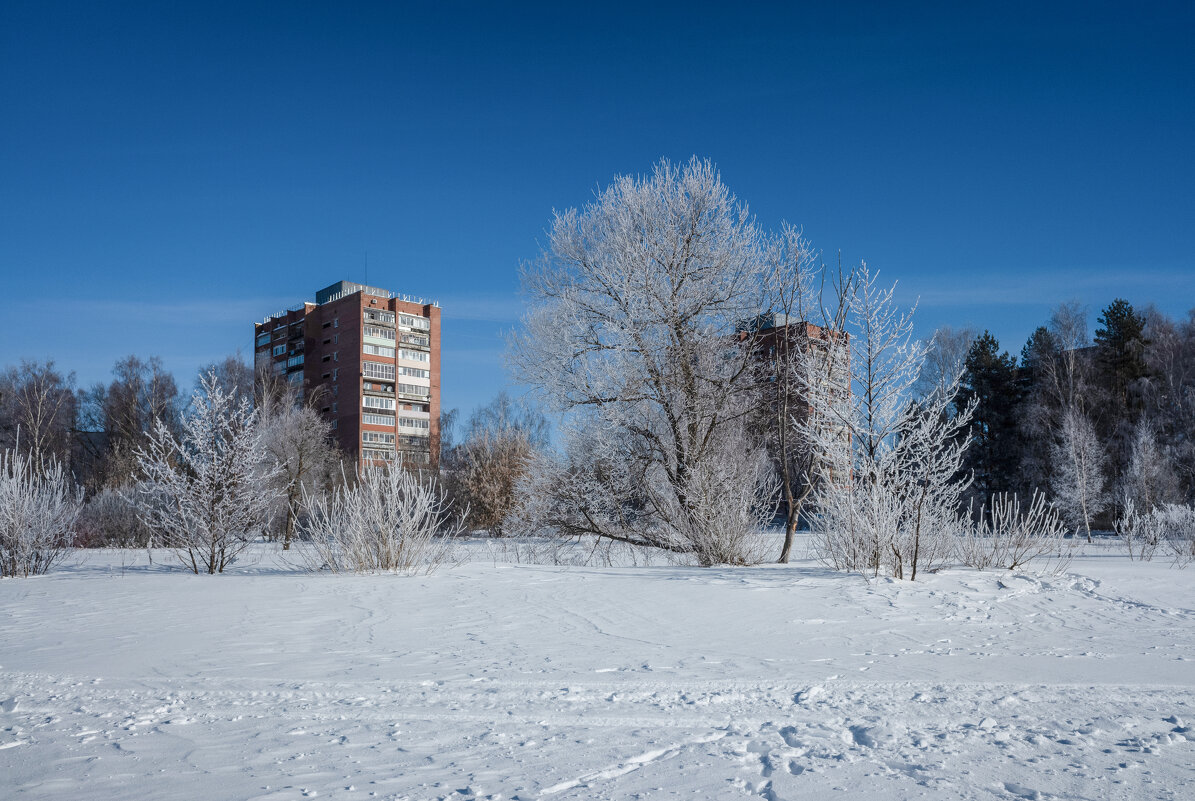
[133,371,279,573]
[1118,421,1179,514]
[509,157,774,566]
[0,446,82,577]
[1051,406,1108,543]
[757,224,823,562]
[801,263,974,579]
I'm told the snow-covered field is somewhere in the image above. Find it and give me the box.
[2,541,1193,800]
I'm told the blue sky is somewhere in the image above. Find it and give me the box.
[2,1,1192,416]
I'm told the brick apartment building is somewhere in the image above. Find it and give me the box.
[254,280,440,468]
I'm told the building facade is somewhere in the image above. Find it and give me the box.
[254,280,440,468]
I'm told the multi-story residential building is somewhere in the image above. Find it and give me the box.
[254,280,440,468]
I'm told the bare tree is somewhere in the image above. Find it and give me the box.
[1051,406,1108,542]
[198,353,255,407]
[260,400,341,549]
[133,371,279,573]
[0,446,82,577]
[1045,301,1093,412]
[0,361,77,472]
[298,462,461,574]
[75,487,153,548]
[445,392,546,536]
[509,157,774,565]
[915,325,977,401]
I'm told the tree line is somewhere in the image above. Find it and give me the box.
[2,156,1193,578]
[948,299,1195,539]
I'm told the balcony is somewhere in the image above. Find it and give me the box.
[363,310,395,327]
[362,381,395,396]
[399,333,431,350]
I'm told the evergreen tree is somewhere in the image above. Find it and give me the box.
[959,331,1021,501]
[1094,298,1149,422]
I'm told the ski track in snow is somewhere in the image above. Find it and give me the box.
[1,543,1194,800]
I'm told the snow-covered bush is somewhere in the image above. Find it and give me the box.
[298,462,461,574]
[956,491,1072,572]
[1115,497,1162,561]
[75,487,153,548]
[0,447,82,577]
[133,371,279,574]
[1117,501,1195,567]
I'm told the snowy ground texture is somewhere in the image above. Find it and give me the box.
[2,540,1194,801]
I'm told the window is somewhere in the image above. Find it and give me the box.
[322,321,331,329]
[332,401,338,413]
[400,366,429,379]
[363,325,396,341]
[362,447,396,462]
[272,344,286,356]
[333,334,339,345]
[398,417,430,430]
[363,396,396,411]
[287,371,302,384]
[362,361,396,380]
[397,383,430,397]
[323,338,331,345]
[256,333,271,347]
[399,315,430,331]
[363,431,396,445]
[363,343,395,358]
[287,354,304,368]
[332,368,338,381]
[363,412,396,427]
[334,318,339,328]
[331,385,338,395]
[399,349,429,362]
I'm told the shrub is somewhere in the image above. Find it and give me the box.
[298,463,461,574]
[0,448,82,577]
[956,491,1072,572]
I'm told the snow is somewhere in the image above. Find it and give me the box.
[2,541,1194,800]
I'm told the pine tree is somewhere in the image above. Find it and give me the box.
[1094,298,1149,421]
[959,332,1021,501]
